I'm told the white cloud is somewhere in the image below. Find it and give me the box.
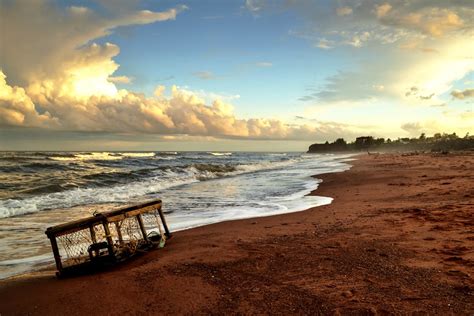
[312,36,473,104]
[285,0,473,49]
[2,0,471,143]
[0,65,360,140]
[290,0,474,106]
[0,1,187,86]
[0,71,54,128]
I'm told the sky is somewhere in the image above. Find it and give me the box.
[0,0,473,151]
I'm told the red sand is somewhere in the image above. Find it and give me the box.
[0,152,473,315]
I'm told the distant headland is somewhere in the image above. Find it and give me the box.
[307,133,474,153]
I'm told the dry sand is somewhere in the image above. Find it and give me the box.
[0,152,473,315]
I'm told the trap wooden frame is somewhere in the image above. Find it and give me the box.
[45,199,171,277]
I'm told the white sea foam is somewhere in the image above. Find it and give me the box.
[168,197,334,232]
[0,174,197,219]
[163,155,354,232]
[166,183,333,232]
[50,152,157,161]
[161,152,178,155]
[120,152,156,158]
[0,157,299,218]
[208,152,232,156]
[50,152,124,161]
[234,159,297,173]
[0,155,356,219]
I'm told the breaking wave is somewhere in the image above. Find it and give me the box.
[207,152,232,156]
[0,157,298,219]
[120,152,156,158]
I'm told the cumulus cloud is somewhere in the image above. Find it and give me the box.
[451,88,474,99]
[0,1,188,86]
[0,70,356,140]
[2,0,469,143]
[0,72,55,128]
[0,0,359,141]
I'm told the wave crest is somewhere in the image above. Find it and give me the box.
[207,152,232,156]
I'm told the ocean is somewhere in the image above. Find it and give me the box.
[0,151,353,278]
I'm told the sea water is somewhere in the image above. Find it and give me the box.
[0,151,353,278]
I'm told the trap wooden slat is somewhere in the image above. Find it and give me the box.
[46,200,163,236]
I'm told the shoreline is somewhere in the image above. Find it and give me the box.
[0,152,473,314]
[0,153,353,280]
[0,155,352,281]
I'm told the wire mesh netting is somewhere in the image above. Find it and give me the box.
[55,211,166,267]
[93,224,107,243]
[50,202,168,269]
[115,216,142,256]
[57,228,94,267]
[143,210,165,237]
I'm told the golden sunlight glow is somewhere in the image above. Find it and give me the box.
[73,75,118,98]
[70,65,118,98]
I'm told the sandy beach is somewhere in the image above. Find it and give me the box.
[0,152,473,315]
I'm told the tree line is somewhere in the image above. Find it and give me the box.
[307,133,474,153]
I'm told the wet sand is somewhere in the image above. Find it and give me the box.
[0,152,473,315]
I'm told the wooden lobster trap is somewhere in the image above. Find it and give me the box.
[45,199,170,277]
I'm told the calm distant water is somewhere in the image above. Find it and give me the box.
[0,151,353,278]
